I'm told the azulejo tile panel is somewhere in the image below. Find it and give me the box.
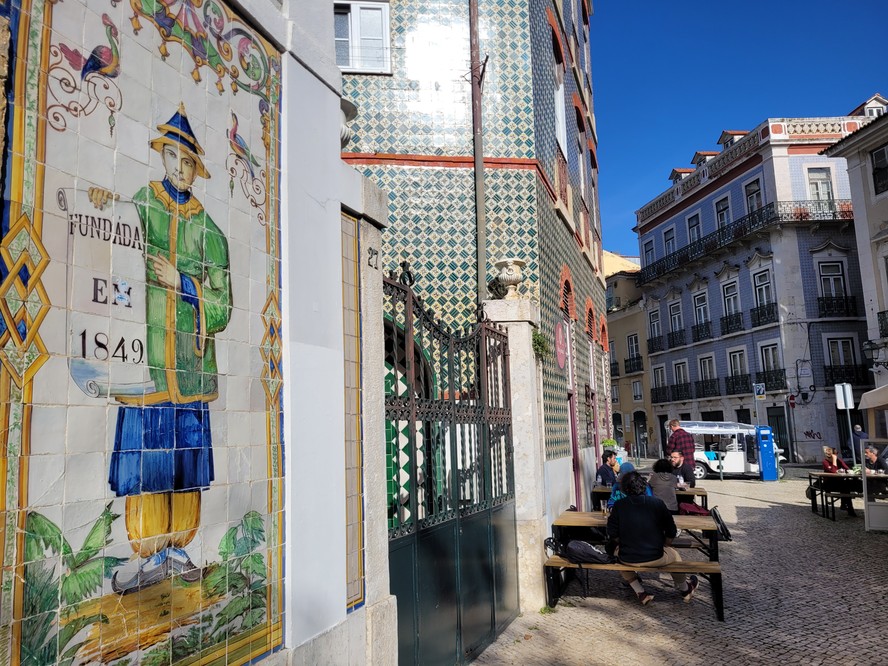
[1,0,284,664]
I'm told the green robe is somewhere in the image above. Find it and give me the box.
[123,180,232,404]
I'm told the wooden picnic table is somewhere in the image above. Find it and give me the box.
[807,471,888,519]
[591,484,708,510]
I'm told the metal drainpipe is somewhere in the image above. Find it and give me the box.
[469,0,486,306]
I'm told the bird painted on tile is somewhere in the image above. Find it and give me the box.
[229,112,261,178]
[59,13,121,79]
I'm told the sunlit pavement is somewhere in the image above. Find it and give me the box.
[475,467,888,666]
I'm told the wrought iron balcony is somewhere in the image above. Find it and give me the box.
[610,361,620,377]
[755,369,786,392]
[638,199,853,285]
[695,378,721,398]
[668,330,686,348]
[624,356,644,374]
[651,386,670,403]
[671,382,692,401]
[648,336,664,354]
[818,296,858,318]
[692,321,712,342]
[750,302,778,327]
[880,310,888,338]
[720,312,744,335]
[825,364,872,386]
[725,374,751,395]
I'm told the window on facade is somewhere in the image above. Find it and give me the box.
[674,361,689,384]
[627,333,639,358]
[723,281,739,315]
[867,106,885,117]
[669,302,682,332]
[827,338,855,365]
[753,270,772,306]
[688,214,701,243]
[808,168,834,201]
[729,350,747,376]
[606,284,614,309]
[589,341,596,385]
[693,292,709,324]
[554,67,567,154]
[611,384,619,403]
[649,310,661,338]
[872,144,888,196]
[653,366,666,388]
[664,228,676,254]
[819,262,846,297]
[760,344,780,371]
[632,380,642,401]
[699,356,715,381]
[643,240,654,266]
[334,2,391,73]
[745,179,762,213]
[577,138,586,203]
[609,340,616,363]
[716,197,730,228]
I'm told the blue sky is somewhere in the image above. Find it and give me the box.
[591,0,888,257]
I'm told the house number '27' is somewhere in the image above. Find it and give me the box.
[79,330,145,363]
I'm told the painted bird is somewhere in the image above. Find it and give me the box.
[229,112,261,178]
[59,13,120,79]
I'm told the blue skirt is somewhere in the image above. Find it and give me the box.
[109,401,214,496]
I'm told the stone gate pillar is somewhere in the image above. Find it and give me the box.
[483,298,547,612]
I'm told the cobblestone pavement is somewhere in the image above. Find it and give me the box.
[475,466,888,666]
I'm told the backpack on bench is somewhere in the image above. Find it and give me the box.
[545,537,613,564]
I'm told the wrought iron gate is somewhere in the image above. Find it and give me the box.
[384,272,518,665]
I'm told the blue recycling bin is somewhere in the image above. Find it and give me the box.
[757,426,778,481]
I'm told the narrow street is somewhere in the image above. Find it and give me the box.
[476,467,888,665]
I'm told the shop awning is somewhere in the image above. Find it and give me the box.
[858,384,888,410]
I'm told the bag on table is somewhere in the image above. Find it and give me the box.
[678,501,710,516]
[564,539,613,564]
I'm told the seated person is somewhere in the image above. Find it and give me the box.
[606,462,651,509]
[864,445,888,474]
[606,471,698,606]
[822,446,856,517]
[648,458,679,514]
[596,450,619,487]
[668,451,696,488]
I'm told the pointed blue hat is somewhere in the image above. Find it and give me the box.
[149,102,209,178]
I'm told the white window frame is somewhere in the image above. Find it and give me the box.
[554,65,568,154]
[627,333,640,358]
[649,310,661,338]
[693,291,709,325]
[807,167,834,201]
[643,239,655,266]
[632,380,642,401]
[753,270,772,306]
[826,337,855,366]
[334,1,392,74]
[744,178,763,213]
[722,281,740,316]
[687,213,701,243]
[668,302,683,333]
[699,355,716,381]
[759,342,780,372]
[872,143,888,197]
[664,227,676,255]
[728,348,747,376]
[673,360,689,385]
[818,261,846,298]
[652,365,666,388]
[715,196,731,228]
[611,384,619,403]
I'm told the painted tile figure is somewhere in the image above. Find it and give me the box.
[89,103,232,593]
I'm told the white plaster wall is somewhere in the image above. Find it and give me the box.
[281,54,348,647]
[544,457,575,525]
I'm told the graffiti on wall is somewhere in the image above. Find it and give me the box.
[1,0,282,663]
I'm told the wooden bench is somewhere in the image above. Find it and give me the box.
[823,491,861,521]
[544,555,725,621]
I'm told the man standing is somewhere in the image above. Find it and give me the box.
[848,424,869,460]
[666,419,695,460]
[669,451,696,488]
[89,103,232,593]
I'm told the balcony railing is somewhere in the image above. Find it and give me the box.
[668,330,686,348]
[720,312,744,335]
[755,369,786,392]
[725,374,751,395]
[624,356,644,374]
[638,199,853,284]
[880,310,888,338]
[695,378,721,398]
[750,302,778,327]
[671,382,693,401]
[825,364,872,386]
[818,296,858,318]
[648,336,664,354]
[692,321,712,342]
[610,361,620,377]
[651,386,670,403]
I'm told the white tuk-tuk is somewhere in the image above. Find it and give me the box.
[669,421,787,480]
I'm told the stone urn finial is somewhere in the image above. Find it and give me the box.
[494,258,527,300]
[340,98,357,149]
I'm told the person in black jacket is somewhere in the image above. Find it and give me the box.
[606,471,698,605]
[596,450,619,486]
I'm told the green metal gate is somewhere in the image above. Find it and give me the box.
[384,270,518,665]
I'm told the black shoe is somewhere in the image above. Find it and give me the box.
[681,575,699,603]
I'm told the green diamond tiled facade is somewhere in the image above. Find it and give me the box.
[344,0,609,461]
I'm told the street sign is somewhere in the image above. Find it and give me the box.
[835,383,853,410]
[753,383,766,400]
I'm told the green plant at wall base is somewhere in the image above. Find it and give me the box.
[21,502,127,666]
[601,438,617,450]
[531,329,551,361]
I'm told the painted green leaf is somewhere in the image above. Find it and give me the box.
[57,613,108,665]
[218,526,238,561]
[61,556,124,606]
[241,511,265,543]
[213,595,252,633]
[240,608,265,630]
[26,512,73,564]
[71,502,118,569]
[240,552,266,579]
